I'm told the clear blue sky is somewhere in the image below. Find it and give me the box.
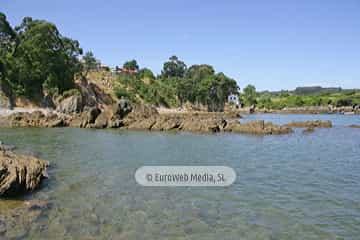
[1,0,359,91]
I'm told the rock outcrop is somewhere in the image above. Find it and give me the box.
[125,114,227,133]
[77,81,114,107]
[0,92,11,109]
[57,95,83,114]
[0,102,296,135]
[224,120,293,135]
[1,111,69,128]
[0,95,301,135]
[284,120,332,128]
[0,150,49,197]
[348,124,360,128]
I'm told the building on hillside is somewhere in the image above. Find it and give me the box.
[113,66,138,74]
[228,93,240,106]
[99,64,110,71]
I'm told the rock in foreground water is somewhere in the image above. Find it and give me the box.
[0,151,49,197]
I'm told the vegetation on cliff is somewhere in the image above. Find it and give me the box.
[115,56,239,111]
[1,13,239,111]
[0,13,82,103]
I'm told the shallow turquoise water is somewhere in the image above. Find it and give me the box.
[1,114,360,239]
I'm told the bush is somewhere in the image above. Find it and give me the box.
[62,89,81,98]
[114,86,131,99]
[336,98,353,107]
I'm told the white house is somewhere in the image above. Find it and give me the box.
[228,94,239,105]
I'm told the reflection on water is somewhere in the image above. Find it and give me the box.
[0,114,360,239]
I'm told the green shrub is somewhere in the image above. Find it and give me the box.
[62,89,81,98]
[114,86,131,99]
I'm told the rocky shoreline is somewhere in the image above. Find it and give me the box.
[0,101,343,135]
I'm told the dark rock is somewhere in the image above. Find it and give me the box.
[88,107,101,124]
[249,105,256,114]
[348,124,360,128]
[93,109,111,128]
[42,94,55,108]
[47,118,66,128]
[112,98,132,119]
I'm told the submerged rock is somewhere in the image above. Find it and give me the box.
[348,124,360,128]
[0,199,51,239]
[284,120,332,128]
[0,150,49,197]
[303,127,315,134]
[88,107,101,124]
[0,141,16,151]
[224,120,292,135]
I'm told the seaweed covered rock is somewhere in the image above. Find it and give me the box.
[0,150,49,197]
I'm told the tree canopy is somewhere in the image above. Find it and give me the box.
[242,84,257,106]
[0,13,83,98]
[161,55,187,78]
[1,13,241,112]
[82,51,99,76]
[123,59,139,71]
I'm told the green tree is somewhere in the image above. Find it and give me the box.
[243,84,257,106]
[138,68,155,80]
[0,12,18,103]
[1,15,83,97]
[175,64,238,111]
[82,51,99,76]
[123,59,139,71]
[161,55,187,78]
